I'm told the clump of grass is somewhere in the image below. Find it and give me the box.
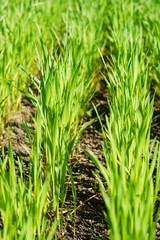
[0,0,107,238]
[86,47,160,240]
[0,0,68,134]
[0,140,56,240]
[24,0,107,233]
[86,0,160,239]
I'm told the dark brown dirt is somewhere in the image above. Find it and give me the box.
[0,96,35,172]
[0,80,159,239]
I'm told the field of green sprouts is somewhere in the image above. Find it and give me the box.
[0,0,160,239]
